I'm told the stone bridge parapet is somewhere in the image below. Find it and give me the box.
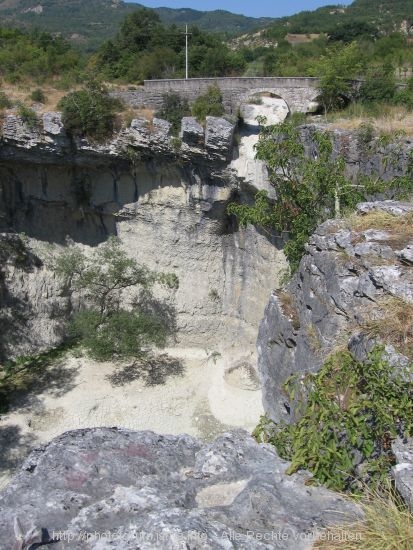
[113,77,323,114]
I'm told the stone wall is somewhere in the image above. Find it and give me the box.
[113,77,322,114]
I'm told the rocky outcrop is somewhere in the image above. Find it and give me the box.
[0,427,359,549]
[0,112,285,358]
[299,124,413,182]
[392,437,413,511]
[1,112,235,163]
[258,200,413,423]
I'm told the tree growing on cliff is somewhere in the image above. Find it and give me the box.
[52,237,178,361]
[58,80,122,142]
[228,120,352,271]
[227,119,405,272]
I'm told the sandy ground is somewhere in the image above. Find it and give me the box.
[0,348,263,491]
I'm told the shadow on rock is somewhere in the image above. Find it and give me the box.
[133,289,178,340]
[0,424,37,473]
[107,354,185,387]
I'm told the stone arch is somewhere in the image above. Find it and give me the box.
[238,89,290,126]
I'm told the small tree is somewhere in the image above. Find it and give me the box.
[58,80,122,141]
[191,84,224,122]
[155,92,190,136]
[228,120,353,271]
[312,42,363,112]
[52,237,178,361]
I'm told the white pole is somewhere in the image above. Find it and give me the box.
[185,25,189,79]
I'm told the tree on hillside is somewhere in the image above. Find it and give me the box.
[311,42,363,112]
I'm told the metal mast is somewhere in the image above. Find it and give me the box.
[184,25,191,79]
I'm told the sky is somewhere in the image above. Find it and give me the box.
[131,1,353,19]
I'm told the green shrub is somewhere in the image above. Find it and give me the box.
[30,88,46,103]
[191,84,224,122]
[155,92,190,136]
[0,92,11,109]
[58,81,122,141]
[254,348,413,493]
[17,104,38,129]
[52,237,178,361]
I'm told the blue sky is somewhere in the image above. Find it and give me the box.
[132,1,353,18]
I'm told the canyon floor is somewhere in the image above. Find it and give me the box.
[0,347,263,490]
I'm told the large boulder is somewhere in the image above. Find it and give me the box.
[0,427,359,549]
[205,116,235,159]
[180,116,204,147]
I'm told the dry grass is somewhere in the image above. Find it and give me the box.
[0,81,153,122]
[313,484,413,549]
[345,211,413,234]
[327,105,413,134]
[0,82,78,113]
[276,290,301,330]
[362,296,413,359]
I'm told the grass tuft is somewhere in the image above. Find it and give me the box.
[313,483,413,549]
[363,296,413,359]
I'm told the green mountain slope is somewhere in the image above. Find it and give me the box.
[262,0,413,40]
[0,0,273,51]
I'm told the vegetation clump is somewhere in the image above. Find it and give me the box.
[52,237,178,362]
[16,104,38,129]
[191,84,224,122]
[95,8,245,82]
[30,88,46,103]
[155,92,190,135]
[58,81,122,141]
[314,482,413,549]
[254,347,413,493]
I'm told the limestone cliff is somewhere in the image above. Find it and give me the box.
[258,200,413,424]
[0,112,285,360]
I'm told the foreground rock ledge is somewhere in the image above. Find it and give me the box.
[0,428,358,549]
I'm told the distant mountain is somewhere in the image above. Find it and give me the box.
[0,0,273,51]
[232,0,413,51]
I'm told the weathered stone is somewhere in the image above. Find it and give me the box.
[205,116,235,158]
[258,201,413,423]
[180,116,204,147]
[397,245,413,265]
[42,112,65,136]
[0,428,360,549]
[357,201,413,215]
[392,437,413,511]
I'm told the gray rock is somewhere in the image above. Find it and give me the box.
[0,428,359,549]
[205,117,235,158]
[43,112,65,136]
[258,201,413,423]
[180,117,204,147]
[348,333,375,363]
[357,201,413,216]
[392,437,413,511]
[397,244,413,265]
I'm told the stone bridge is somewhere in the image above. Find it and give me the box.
[114,77,325,115]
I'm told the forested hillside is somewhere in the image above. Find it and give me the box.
[0,0,272,51]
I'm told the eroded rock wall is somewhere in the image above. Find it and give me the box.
[258,201,413,423]
[0,113,285,358]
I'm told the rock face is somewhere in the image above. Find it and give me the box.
[0,113,285,359]
[0,427,359,549]
[392,437,413,511]
[258,201,413,423]
[299,124,413,182]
